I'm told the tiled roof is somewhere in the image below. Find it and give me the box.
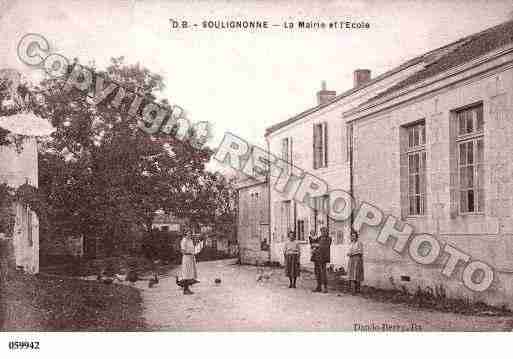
[265,19,513,136]
[264,55,424,136]
[366,19,513,103]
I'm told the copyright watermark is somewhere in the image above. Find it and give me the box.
[214,132,496,293]
[17,33,211,148]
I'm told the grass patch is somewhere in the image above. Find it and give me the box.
[41,255,179,278]
[332,277,512,317]
[1,272,145,331]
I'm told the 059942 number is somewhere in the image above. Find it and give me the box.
[8,341,40,350]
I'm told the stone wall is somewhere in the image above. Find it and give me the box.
[237,181,270,265]
[352,64,513,308]
[266,62,423,266]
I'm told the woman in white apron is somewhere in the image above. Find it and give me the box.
[179,230,204,295]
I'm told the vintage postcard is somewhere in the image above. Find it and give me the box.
[1,0,513,355]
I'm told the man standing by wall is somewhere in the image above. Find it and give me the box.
[312,227,332,293]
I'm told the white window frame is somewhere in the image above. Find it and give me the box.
[456,104,484,214]
[405,121,426,216]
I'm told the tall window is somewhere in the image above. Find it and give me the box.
[457,104,484,213]
[406,121,426,216]
[310,195,329,232]
[346,124,353,162]
[281,137,289,162]
[313,123,328,169]
[281,137,292,173]
[251,192,260,237]
[281,200,292,240]
[296,219,305,242]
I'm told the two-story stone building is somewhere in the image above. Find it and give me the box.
[266,52,432,269]
[344,20,513,306]
[264,20,513,307]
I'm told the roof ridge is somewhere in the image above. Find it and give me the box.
[265,19,513,136]
[365,19,513,104]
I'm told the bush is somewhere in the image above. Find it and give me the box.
[142,230,180,263]
[40,254,77,267]
[196,246,235,262]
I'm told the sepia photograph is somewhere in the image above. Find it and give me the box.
[1,0,513,356]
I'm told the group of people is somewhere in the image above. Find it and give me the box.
[177,226,365,296]
[283,227,364,294]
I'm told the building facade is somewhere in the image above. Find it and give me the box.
[266,61,427,269]
[264,20,513,307]
[235,177,270,265]
[0,137,40,274]
[345,21,513,307]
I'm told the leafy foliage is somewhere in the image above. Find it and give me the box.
[0,183,15,236]
[33,58,221,255]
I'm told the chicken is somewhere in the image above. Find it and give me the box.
[175,275,199,287]
[126,269,139,284]
[176,275,184,288]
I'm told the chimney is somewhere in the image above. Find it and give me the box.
[316,81,336,105]
[353,69,371,88]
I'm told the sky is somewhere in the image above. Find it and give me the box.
[1,0,512,152]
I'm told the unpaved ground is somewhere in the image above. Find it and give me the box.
[135,259,513,331]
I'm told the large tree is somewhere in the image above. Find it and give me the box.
[33,58,213,256]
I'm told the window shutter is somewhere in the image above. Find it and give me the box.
[319,124,324,167]
[323,122,328,167]
[293,201,297,234]
[290,137,293,168]
[274,201,281,242]
[346,124,352,162]
[313,125,317,169]
[285,201,292,234]
[279,202,288,242]
[281,138,288,162]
